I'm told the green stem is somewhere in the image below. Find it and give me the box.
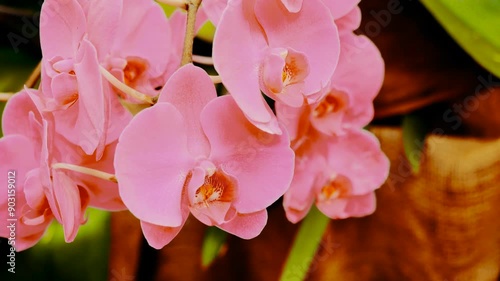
[279,206,330,281]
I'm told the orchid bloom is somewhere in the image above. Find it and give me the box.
[114,64,294,249]
[294,33,385,137]
[101,0,185,97]
[38,0,180,157]
[0,89,125,250]
[276,8,384,138]
[1,133,53,251]
[283,128,389,223]
[213,0,340,134]
[277,101,389,223]
[274,0,388,222]
[40,0,109,157]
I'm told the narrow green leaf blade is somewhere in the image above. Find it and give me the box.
[402,114,427,173]
[421,0,500,77]
[280,206,330,281]
[201,226,228,268]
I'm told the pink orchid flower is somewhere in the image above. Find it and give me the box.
[276,33,384,138]
[0,134,53,251]
[40,0,108,157]
[0,90,125,249]
[283,128,389,223]
[276,0,382,137]
[213,0,340,134]
[38,0,180,157]
[101,0,185,97]
[23,118,89,243]
[114,64,294,249]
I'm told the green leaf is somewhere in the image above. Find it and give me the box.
[201,226,228,268]
[0,208,111,281]
[196,21,216,43]
[158,1,177,17]
[158,2,216,42]
[402,114,427,173]
[279,206,330,281]
[421,0,500,77]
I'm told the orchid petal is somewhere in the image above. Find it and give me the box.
[213,0,280,133]
[201,95,294,213]
[217,210,267,239]
[158,64,213,158]
[114,103,193,227]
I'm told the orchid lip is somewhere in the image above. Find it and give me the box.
[318,174,352,201]
[192,170,236,205]
[99,65,154,104]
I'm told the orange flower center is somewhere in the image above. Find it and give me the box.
[61,93,79,107]
[123,58,147,87]
[314,95,339,117]
[319,174,351,201]
[194,171,235,204]
[281,57,301,86]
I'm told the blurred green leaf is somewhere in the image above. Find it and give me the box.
[402,114,427,173]
[201,226,227,269]
[158,1,177,17]
[279,206,330,281]
[421,0,500,77]
[0,46,39,91]
[0,208,111,281]
[158,1,216,42]
[197,21,215,43]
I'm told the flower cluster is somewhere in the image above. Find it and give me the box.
[1,0,389,250]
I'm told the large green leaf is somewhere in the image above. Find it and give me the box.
[421,0,500,77]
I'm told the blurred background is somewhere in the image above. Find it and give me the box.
[1,0,499,280]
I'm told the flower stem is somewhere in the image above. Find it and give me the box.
[25,60,42,88]
[0,93,14,102]
[192,55,214,65]
[99,66,154,105]
[51,163,118,183]
[209,75,222,84]
[180,0,202,66]
[279,206,330,281]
